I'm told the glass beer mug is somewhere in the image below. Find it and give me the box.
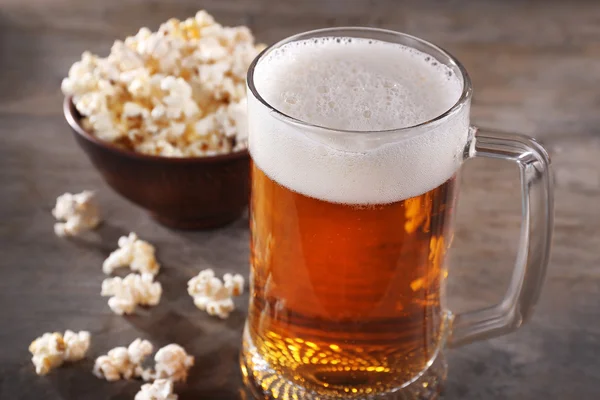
[241,27,553,400]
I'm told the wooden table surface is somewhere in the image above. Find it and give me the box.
[1,0,599,399]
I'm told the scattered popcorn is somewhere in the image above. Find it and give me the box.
[29,333,66,376]
[187,269,233,318]
[128,338,155,365]
[223,272,245,296]
[93,338,153,381]
[152,344,195,382]
[63,330,92,362]
[61,10,266,157]
[103,232,160,276]
[29,330,91,375]
[135,379,178,400]
[187,269,244,319]
[52,191,101,237]
[101,273,162,315]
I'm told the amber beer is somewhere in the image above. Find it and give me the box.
[248,161,457,396]
[244,32,468,399]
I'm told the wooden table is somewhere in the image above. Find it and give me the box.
[1,0,599,399]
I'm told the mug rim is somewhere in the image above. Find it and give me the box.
[247,27,473,136]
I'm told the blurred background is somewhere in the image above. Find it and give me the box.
[1,1,599,399]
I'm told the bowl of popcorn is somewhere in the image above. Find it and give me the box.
[62,11,265,229]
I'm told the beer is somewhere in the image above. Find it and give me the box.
[243,35,468,399]
[248,163,457,395]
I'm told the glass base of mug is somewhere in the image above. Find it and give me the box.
[240,325,447,400]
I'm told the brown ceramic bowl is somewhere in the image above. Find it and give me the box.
[63,97,250,230]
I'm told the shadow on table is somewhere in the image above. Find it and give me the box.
[178,350,250,400]
[122,309,209,345]
[48,361,139,400]
[179,387,250,400]
[63,222,129,256]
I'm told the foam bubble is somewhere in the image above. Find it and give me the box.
[249,36,470,204]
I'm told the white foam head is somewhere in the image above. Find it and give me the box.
[249,36,470,204]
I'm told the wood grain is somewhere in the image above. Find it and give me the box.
[1,0,599,399]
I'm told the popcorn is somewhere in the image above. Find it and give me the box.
[93,338,154,381]
[128,338,155,365]
[123,101,150,118]
[152,344,194,382]
[29,333,66,376]
[187,269,233,318]
[101,273,162,315]
[29,330,91,375]
[63,330,92,362]
[224,272,245,296]
[94,340,193,385]
[135,379,178,400]
[52,190,101,237]
[187,269,244,319]
[61,10,266,157]
[218,98,248,141]
[160,76,199,119]
[103,232,160,276]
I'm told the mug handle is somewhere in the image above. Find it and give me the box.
[448,127,554,348]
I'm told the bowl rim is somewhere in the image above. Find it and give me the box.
[63,96,249,163]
